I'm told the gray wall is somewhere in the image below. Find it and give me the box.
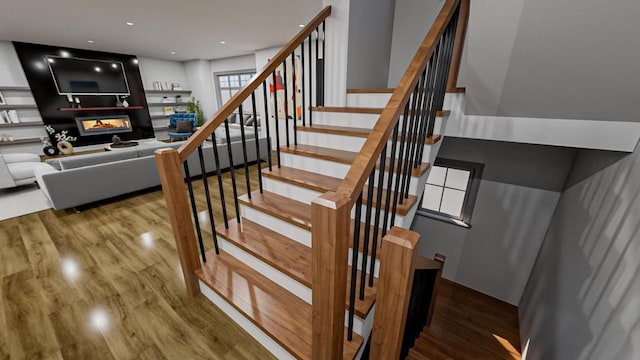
[519,145,640,359]
[346,0,396,88]
[411,137,576,304]
[464,0,640,121]
[387,0,444,87]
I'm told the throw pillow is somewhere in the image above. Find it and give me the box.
[175,121,193,133]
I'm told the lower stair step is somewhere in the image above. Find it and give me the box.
[217,217,379,318]
[238,190,383,259]
[263,166,417,216]
[196,249,364,359]
[297,124,442,145]
[280,144,430,177]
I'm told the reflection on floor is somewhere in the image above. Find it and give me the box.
[0,183,52,221]
[409,279,522,360]
[0,165,274,359]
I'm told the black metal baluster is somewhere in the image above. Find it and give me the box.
[415,51,439,168]
[283,56,290,148]
[197,145,219,254]
[315,27,320,106]
[348,192,363,341]
[360,171,375,299]
[238,105,252,199]
[183,160,206,262]
[272,71,282,167]
[391,104,411,227]
[382,122,400,236]
[405,70,428,179]
[322,20,326,105]
[210,132,228,228]
[308,34,313,125]
[251,92,263,193]
[398,83,421,205]
[291,52,298,145]
[300,43,306,127]
[223,119,241,222]
[262,81,273,171]
[369,143,387,286]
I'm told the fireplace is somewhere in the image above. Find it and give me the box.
[75,115,133,136]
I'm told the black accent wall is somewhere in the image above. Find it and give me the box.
[14,42,154,147]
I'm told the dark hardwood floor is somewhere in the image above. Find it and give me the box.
[408,279,522,360]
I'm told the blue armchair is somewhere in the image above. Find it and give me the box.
[168,113,197,141]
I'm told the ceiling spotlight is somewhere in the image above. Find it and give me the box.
[126,22,134,26]
[47,58,55,63]
[220,41,226,45]
[299,24,305,28]
[88,40,94,44]
[94,66,102,72]
[111,63,118,69]
[132,58,139,65]
[170,51,176,55]
[60,50,70,58]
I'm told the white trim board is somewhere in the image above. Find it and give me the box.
[443,93,640,152]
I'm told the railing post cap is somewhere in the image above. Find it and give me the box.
[311,191,350,209]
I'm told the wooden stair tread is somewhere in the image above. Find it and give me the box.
[238,190,384,260]
[263,166,417,216]
[196,249,363,359]
[297,124,442,145]
[347,88,395,93]
[280,144,430,177]
[216,218,312,287]
[311,106,383,114]
[216,218,378,318]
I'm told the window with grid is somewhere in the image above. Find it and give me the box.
[215,72,255,107]
[418,158,483,227]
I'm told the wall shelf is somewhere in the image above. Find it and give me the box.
[0,137,42,146]
[0,122,44,128]
[145,89,192,95]
[59,106,145,112]
[0,104,38,110]
[147,102,186,107]
[0,86,31,92]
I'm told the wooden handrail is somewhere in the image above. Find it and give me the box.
[335,0,460,203]
[177,6,331,162]
[447,0,470,91]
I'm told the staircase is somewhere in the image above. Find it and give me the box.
[155,1,463,359]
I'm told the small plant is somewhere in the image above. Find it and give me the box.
[187,97,205,126]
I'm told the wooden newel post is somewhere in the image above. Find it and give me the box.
[370,227,421,359]
[155,148,201,296]
[311,192,351,359]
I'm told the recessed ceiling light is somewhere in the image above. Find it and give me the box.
[94,66,102,72]
[88,40,94,44]
[170,51,176,55]
[299,24,305,28]
[60,50,70,58]
[111,63,118,69]
[126,22,134,26]
[47,58,55,63]
[132,58,139,64]
[220,41,226,44]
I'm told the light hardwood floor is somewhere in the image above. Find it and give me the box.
[0,164,275,359]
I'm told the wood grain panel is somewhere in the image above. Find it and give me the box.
[370,227,420,359]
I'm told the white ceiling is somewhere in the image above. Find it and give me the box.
[0,0,322,61]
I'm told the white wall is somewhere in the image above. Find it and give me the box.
[346,0,395,88]
[210,54,256,111]
[410,137,576,305]
[387,0,444,87]
[0,41,28,86]
[185,60,217,121]
[137,56,189,91]
[519,146,640,359]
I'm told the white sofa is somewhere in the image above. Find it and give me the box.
[0,153,48,189]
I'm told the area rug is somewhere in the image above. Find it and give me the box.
[0,184,52,221]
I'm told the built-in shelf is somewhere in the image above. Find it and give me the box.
[145,89,192,95]
[151,114,171,119]
[59,106,145,112]
[147,102,186,107]
[0,137,42,146]
[0,122,44,128]
[0,86,31,92]
[0,104,38,110]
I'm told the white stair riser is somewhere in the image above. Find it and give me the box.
[310,111,445,132]
[280,152,425,196]
[240,202,381,274]
[263,177,413,228]
[346,93,392,107]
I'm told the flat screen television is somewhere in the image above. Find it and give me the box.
[46,56,130,95]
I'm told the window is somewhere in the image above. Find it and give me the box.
[418,158,483,227]
[215,71,255,107]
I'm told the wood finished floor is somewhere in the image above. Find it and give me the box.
[409,279,522,360]
[0,164,275,359]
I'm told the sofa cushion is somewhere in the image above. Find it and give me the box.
[214,128,255,144]
[57,150,137,170]
[136,142,183,158]
[7,161,42,180]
